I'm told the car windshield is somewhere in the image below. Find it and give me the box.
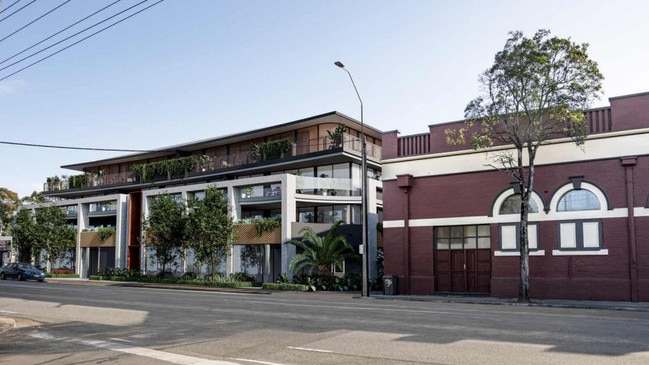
[17,263,37,269]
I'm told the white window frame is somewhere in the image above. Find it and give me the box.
[494,223,545,257]
[554,219,606,255]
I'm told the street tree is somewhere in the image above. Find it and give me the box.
[0,188,21,235]
[9,209,39,262]
[35,206,76,270]
[446,29,603,302]
[186,187,233,277]
[287,220,357,276]
[144,194,186,275]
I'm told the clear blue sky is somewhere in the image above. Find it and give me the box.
[2,0,648,198]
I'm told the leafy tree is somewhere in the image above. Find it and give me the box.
[22,191,48,204]
[287,221,358,276]
[446,29,603,302]
[144,194,186,274]
[9,209,39,262]
[186,187,233,277]
[35,206,76,270]
[0,188,21,235]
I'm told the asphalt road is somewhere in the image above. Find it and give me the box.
[1,280,649,365]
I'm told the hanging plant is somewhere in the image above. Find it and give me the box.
[68,174,88,189]
[250,138,294,162]
[131,156,198,183]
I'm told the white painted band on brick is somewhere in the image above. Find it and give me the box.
[494,250,546,257]
[551,249,609,256]
[383,207,629,229]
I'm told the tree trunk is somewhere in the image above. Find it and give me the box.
[518,147,531,303]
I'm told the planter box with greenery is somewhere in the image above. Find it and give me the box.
[80,228,116,247]
[234,216,281,244]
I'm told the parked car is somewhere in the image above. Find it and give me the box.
[0,262,46,282]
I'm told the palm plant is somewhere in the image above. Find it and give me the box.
[287,221,358,275]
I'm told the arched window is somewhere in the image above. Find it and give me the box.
[499,194,540,214]
[557,189,600,211]
[549,183,607,254]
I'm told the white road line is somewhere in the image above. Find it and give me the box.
[287,346,333,353]
[228,359,287,365]
[28,331,240,365]
[0,310,18,314]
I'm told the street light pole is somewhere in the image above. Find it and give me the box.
[335,61,369,297]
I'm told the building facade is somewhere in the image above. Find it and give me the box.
[381,92,649,302]
[24,112,383,282]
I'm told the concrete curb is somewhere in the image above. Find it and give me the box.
[369,294,649,312]
[46,277,271,294]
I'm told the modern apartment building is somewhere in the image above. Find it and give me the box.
[381,91,649,302]
[25,112,383,282]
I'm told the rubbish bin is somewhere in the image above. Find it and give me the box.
[383,275,398,295]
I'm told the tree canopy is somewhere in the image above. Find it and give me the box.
[9,206,75,265]
[10,209,39,262]
[0,188,21,235]
[144,194,186,274]
[185,187,233,277]
[35,206,76,267]
[446,29,603,302]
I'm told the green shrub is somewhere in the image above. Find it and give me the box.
[46,273,79,278]
[293,273,361,291]
[230,272,255,282]
[97,227,116,241]
[262,283,309,291]
[89,275,103,280]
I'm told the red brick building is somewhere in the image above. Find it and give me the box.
[381,91,649,302]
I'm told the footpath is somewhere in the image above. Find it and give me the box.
[3,278,649,334]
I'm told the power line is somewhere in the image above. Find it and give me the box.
[0,0,123,67]
[0,0,72,45]
[0,0,151,74]
[0,140,156,153]
[0,0,36,24]
[0,0,24,16]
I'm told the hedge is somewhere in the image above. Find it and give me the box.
[262,283,309,291]
[46,273,80,278]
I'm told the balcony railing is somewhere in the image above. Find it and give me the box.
[44,133,382,192]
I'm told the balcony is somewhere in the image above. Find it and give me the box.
[44,134,382,192]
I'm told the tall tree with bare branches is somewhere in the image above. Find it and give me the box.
[446,29,603,302]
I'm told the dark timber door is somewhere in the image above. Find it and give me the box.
[434,225,491,294]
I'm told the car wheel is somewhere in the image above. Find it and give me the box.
[0,273,5,280]
[17,273,24,281]
[38,279,44,282]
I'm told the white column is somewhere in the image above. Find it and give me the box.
[227,185,240,277]
[281,174,297,281]
[141,194,149,275]
[77,203,89,278]
[264,244,272,283]
[367,178,379,281]
[115,194,129,269]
